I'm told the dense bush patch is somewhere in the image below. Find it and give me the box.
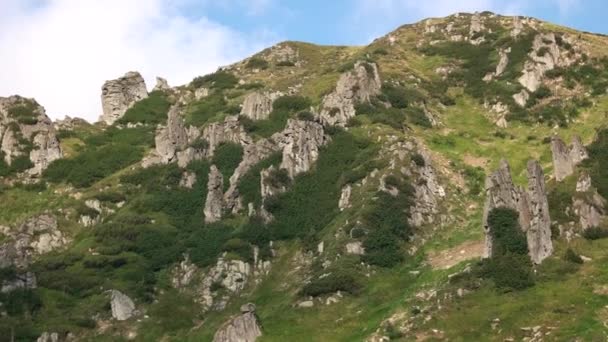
[117,91,171,125]
[190,71,238,90]
[245,57,269,70]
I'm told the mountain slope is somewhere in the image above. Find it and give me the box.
[2,11,608,341]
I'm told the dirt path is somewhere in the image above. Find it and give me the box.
[427,240,485,270]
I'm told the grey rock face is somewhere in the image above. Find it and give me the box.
[275,119,328,178]
[204,165,224,223]
[409,151,446,227]
[518,33,577,92]
[483,160,553,263]
[0,214,66,270]
[573,173,606,229]
[338,185,352,211]
[153,77,170,92]
[110,289,136,321]
[319,61,381,126]
[345,241,365,255]
[0,96,63,176]
[512,89,529,107]
[36,332,61,342]
[100,71,148,125]
[551,135,588,181]
[171,254,198,288]
[202,116,250,156]
[213,304,262,342]
[240,92,279,121]
[469,13,486,45]
[179,171,197,189]
[525,160,553,264]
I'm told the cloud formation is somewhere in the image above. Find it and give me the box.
[0,0,278,121]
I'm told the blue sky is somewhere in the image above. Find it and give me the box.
[0,0,605,120]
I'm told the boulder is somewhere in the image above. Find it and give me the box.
[204,165,224,223]
[109,289,136,321]
[409,151,446,227]
[338,185,352,211]
[179,171,197,189]
[100,71,148,125]
[319,61,381,126]
[213,304,262,342]
[346,241,365,255]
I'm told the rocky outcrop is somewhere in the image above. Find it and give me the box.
[109,289,137,321]
[483,160,553,264]
[345,241,365,255]
[551,135,588,181]
[0,214,66,270]
[179,171,197,189]
[100,71,148,125]
[409,151,446,227]
[2,271,36,293]
[240,92,279,120]
[319,61,381,126]
[484,48,510,81]
[171,254,198,288]
[512,89,529,107]
[153,77,170,92]
[518,33,577,93]
[525,161,553,264]
[338,185,352,211]
[573,172,606,229]
[213,303,262,342]
[469,13,486,45]
[202,116,250,156]
[276,119,328,178]
[199,253,271,312]
[143,105,205,168]
[204,165,224,223]
[0,96,63,176]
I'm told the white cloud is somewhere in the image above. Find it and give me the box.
[0,0,279,121]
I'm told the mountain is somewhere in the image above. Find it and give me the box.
[2,11,608,341]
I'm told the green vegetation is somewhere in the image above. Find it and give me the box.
[212,142,244,191]
[245,57,269,70]
[583,127,608,199]
[116,91,171,125]
[186,92,239,126]
[478,207,534,290]
[43,126,153,187]
[240,95,312,137]
[190,70,238,90]
[237,153,282,207]
[7,100,38,125]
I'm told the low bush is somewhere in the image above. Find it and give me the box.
[245,57,269,70]
[212,143,244,190]
[564,248,584,264]
[582,227,608,240]
[301,269,361,297]
[117,91,171,125]
[190,71,238,90]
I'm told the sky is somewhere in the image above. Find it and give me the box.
[0,0,606,121]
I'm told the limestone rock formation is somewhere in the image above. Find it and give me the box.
[409,151,446,227]
[0,214,66,270]
[573,172,606,229]
[276,119,328,178]
[484,47,510,81]
[346,241,365,255]
[0,96,63,176]
[319,61,381,126]
[171,254,198,288]
[110,289,137,321]
[240,92,279,120]
[512,89,529,107]
[204,165,224,223]
[518,33,577,93]
[338,185,352,211]
[143,105,205,168]
[483,159,553,263]
[525,160,553,264]
[179,171,197,189]
[551,135,588,181]
[202,116,250,156]
[153,77,170,92]
[100,71,148,125]
[213,303,262,342]
[469,13,486,45]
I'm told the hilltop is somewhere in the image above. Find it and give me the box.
[2,11,608,341]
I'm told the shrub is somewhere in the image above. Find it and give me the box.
[301,269,361,297]
[266,168,290,188]
[186,92,230,126]
[373,48,389,55]
[117,91,171,125]
[582,227,608,240]
[94,191,126,203]
[212,143,244,190]
[245,57,269,70]
[463,166,485,195]
[238,82,265,90]
[297,111,315,121]
[190,71,238,90]
[8,101,38,125]
[478,253,535,290]
[273,95,311,112]
[486,208,528,256]
[411,153,426,167]
[222,238,253,262]
[276,60,295,67]
[405,107,432,128]
[564,248,584,264]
